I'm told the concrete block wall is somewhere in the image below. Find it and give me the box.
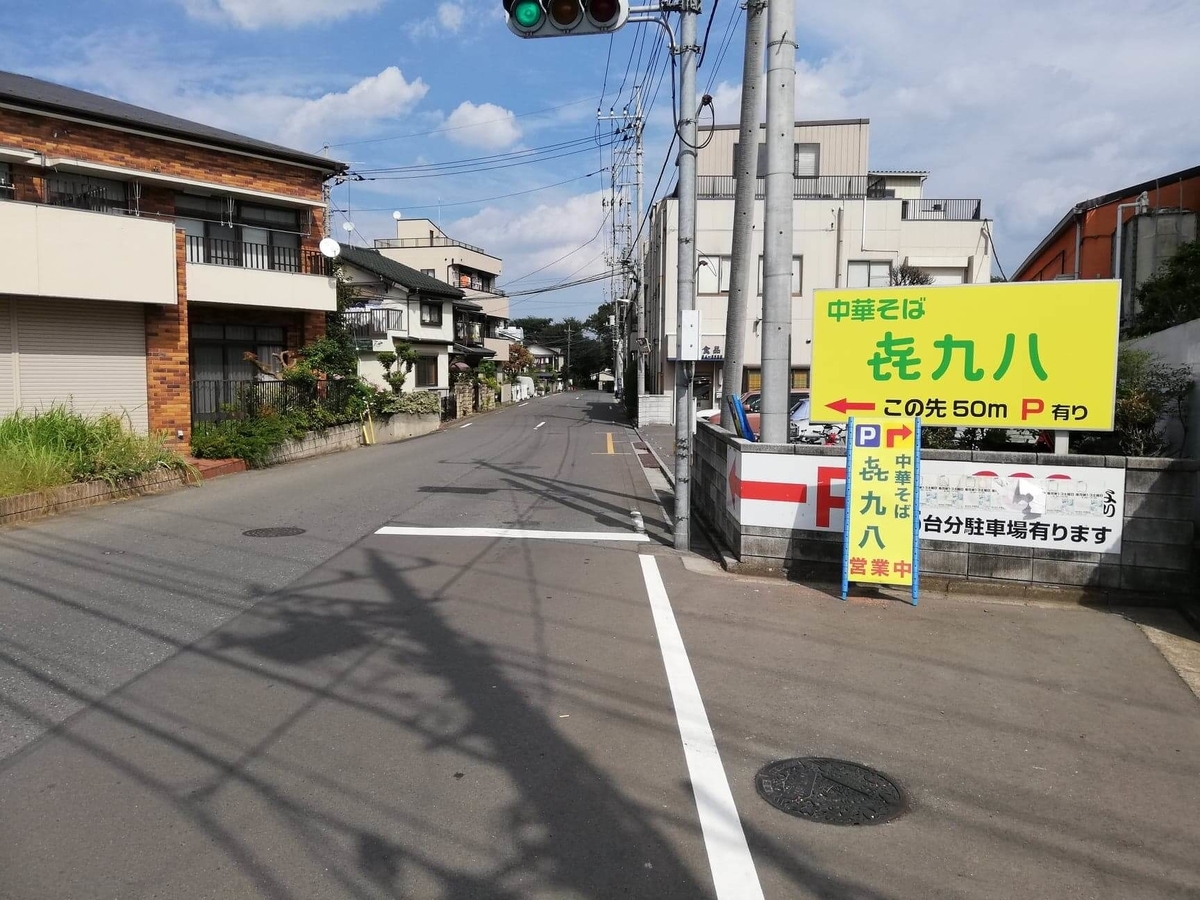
[691,422,1199,595]
[639,394,674,426]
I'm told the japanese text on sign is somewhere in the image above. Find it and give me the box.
[810,281,1120,430]
[843,419,919,588]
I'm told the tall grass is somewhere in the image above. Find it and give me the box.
[0,407,192,498]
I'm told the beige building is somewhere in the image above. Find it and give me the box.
[642,118,994,420]
[336,244,461,395]
[375,218,511,362]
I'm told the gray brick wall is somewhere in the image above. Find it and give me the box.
[690,422,1199,594]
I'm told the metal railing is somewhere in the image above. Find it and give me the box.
[191,378,357,425]
[697,174,879,200]
[185,235,331,276]
[901,199,982,221]
[45,178,127,214]
[345,308,404,343]
[374,235,489,255]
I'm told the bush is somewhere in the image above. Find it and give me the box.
[1074,348,1193,457]
[0,407,192,498]
[191,413,306,467]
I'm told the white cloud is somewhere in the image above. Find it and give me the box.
[179,0,385,28]
[453,191,609,283]
[444,101,522,149]
[711,1,1200,271]
[437,3,466,33]
[278,66,429,145]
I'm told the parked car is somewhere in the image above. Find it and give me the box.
[709,390,809,437]
[789,398,846,445]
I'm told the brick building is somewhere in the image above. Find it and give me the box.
[0,70,346,445]
[1012,165,1199,329]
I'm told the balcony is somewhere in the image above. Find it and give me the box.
[0,200,177,304]
[901,199,982,221]
[345,307,404,346]
[185,234,336,312]
[186,235,331,276]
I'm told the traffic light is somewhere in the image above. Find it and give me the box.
[503,0,629,38]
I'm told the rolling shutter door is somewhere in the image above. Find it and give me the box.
[14,299,149,432]
[0,300,13,417]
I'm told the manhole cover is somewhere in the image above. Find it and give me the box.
[754,758,906,826]
[242,527,307,538]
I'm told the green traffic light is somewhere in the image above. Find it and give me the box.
[511,0,543,28]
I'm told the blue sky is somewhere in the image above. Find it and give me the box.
[4,1,1199,319]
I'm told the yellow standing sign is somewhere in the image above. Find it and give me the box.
[842,418,920,604]
[811,281,1120,431]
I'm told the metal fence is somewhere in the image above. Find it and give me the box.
[697,174,876,200]
[901,199,982,221]
[191,379,357,425]
[185,235,332,276]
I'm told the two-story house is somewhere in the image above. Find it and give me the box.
[0,70,345,445]
[641,118,993,421]
[374,218,510,364]
[335,244,461,394]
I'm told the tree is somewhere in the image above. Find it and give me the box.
[377,344,418,394]
[889,264,935,286]
[1074,348,1193,457]
[317,264,363,380]
[1128,239,1200,336]
[505,343,533,376]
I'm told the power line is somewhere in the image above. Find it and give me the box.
[501,209,613,287]
[697,0,723,69]
[704,1,743,94]
[323,98,593,149]
[323,170,604,215]
[357,141,620,182]
[353,134,615,175]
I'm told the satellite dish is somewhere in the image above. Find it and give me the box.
[318,237,341,259]
[342,221,355,233]
[392,210,403,221]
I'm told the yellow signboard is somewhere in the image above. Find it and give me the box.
[842,418,919,602]
[811,280,1120,430]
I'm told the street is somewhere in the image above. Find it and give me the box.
[2,393,1199,900]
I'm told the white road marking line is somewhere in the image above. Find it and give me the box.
[534,421,546,429]
[460,422,472,428]
[638,555,765,900]
[519,403,528,407]
[376,526,650,542]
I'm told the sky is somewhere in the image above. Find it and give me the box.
[3,1,1199,320]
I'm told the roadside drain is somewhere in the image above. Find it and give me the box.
[754,757,907,826]
[242,527,307,538]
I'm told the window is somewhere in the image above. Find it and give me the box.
[415,356,439,388]
[46,174,128,214]
[0,163,12,198]
[421,268,436,277]
[176,195,303,270]
[697,255,732,294]
[732,142,820,177]
[190,323,286,382]
[420,302,443,326]
[848,260,891,288]
[756,256,803,294]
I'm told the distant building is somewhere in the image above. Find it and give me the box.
[374,218,509,366]
[641,118,992,422]
[1012,165,1199,330]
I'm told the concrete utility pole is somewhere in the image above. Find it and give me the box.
[758,0,797,445]
[672,0,701,550]
[634,83,646,401]
[720,0,767,430]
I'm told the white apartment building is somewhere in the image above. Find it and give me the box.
[374,218,511,361]
[642,119,993,420]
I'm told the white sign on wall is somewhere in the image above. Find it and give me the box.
[726,448,1125,553]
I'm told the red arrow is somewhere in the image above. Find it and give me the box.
[826,398,877,415]
[886,424,913,447]
[729,465,809,504]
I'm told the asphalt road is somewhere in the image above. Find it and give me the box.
[2,392,1198,900]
